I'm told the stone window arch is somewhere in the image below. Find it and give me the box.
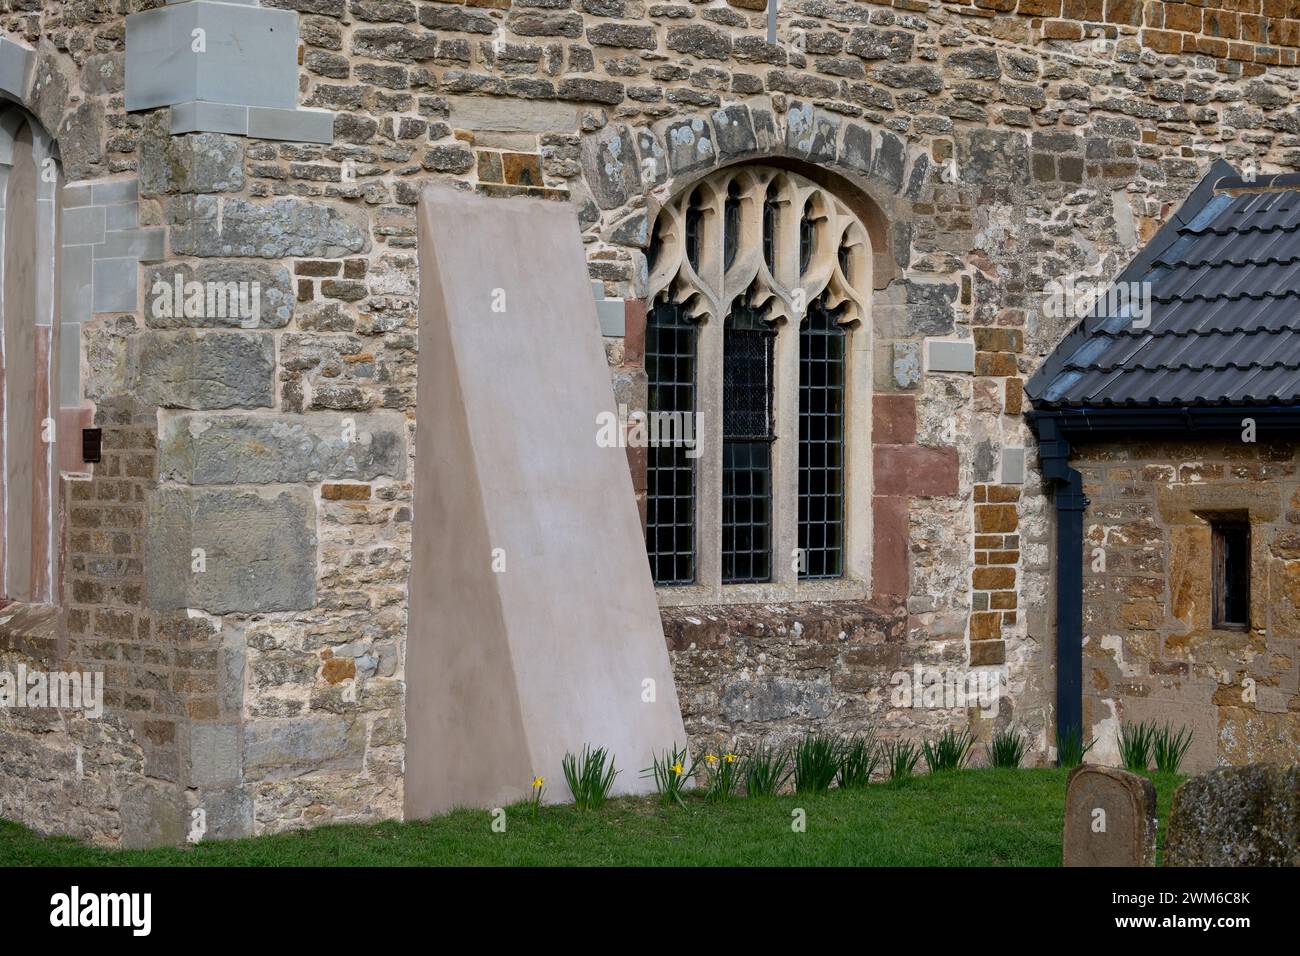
[0,105,61,604]
[645,165,873,605]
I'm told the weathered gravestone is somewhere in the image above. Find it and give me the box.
[1164,764,1300,867]
[1063,765,1158,866]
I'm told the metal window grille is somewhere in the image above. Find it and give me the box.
[644,300,697,585]
[722,301,775,584]
[799,296,846,579]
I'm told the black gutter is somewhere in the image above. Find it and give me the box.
[1028,401,1300,754]
[1028,403,1300,436]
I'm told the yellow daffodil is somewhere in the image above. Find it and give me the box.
[705,754,718,765]
[672,762,684,775]
[724,753,738,763]
[532,776,544,788]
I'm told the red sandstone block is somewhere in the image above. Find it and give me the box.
[872,495,910,599]
[623,299,646,365]
[1064,0,1105,19]
[873,393,917,445]
[1204,8,1241,35]
[1164,2,1204,31]
[1018,0,1062,14]
[973,566,1016,590]
[1106,0,1144,23]
[970,640,1006,666]
[1144,0,1165,26]
[970,611,1002,641]
[1240,12,1268,40]
[873,445,959,497]
[1193,32,1231,54]
[1141,27,1185,51]
[1044,18,1085,38]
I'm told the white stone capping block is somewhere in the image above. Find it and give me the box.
[126,2,299,113]
[247,106,335,145]
[1001,446,1026,485]
[449,95,579,134]
[171,100,250,136]
[0,35,35,103]
[926,337,976,374]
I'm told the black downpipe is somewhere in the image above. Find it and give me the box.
[1033,416,1087,744]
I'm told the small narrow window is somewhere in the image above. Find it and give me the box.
[762,185,778,273]
[644,300,697,586]
[1212,520,1250,630]
[685,190,704,272]
[799,199,815,274]
[799,297,846,579]
[721,298,775,584]
[723,180,741,271]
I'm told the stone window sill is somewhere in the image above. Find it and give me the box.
[655,577,870,609]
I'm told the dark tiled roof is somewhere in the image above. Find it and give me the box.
[1027,163,1300,409]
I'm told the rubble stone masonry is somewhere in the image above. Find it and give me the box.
[0,0,1298,844]
[1077,438,1300,774]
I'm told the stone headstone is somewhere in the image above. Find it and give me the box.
[1063,765,1157,867]
[1164,764,1300,867]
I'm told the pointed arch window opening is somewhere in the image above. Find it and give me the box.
[643,166,872,597]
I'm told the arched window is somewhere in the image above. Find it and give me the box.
[644,166,872,600]
[0,105,61,604]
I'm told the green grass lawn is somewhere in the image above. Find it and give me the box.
[0,768,1184,867]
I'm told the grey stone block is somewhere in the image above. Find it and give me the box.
[189,723,241,788]
[120,782,188,849]
[711,104,756,160]
[662,116,715,176]
[95,227,166,262]
[60,245,93,324]
[92,257,139,313]
[597,298,625,337]
[170,101,250,136]
[893,341,921,388]
[786,101,838,165]
[0,36,35,102]
[141,126,245,195]
[105,202,140,231]
[159,411,409,483]
[132,330,275,408]
[926,339,976,374]
[247,106,335,144]
[448,95,576,133]
[581,124,641,210]
[243,716,365,780]
[195,788,254,841]
[167,196,368,259]
[146,486,317,613]
[61,182,92,208]
[144,260,294,329]
[61,205,106,246]
[90,178,139,205]
[1001,447,1026,485]
[126,2,299,112]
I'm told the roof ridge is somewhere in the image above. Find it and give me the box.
[1095,327,1300,339]
[1073,361,1300,373]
